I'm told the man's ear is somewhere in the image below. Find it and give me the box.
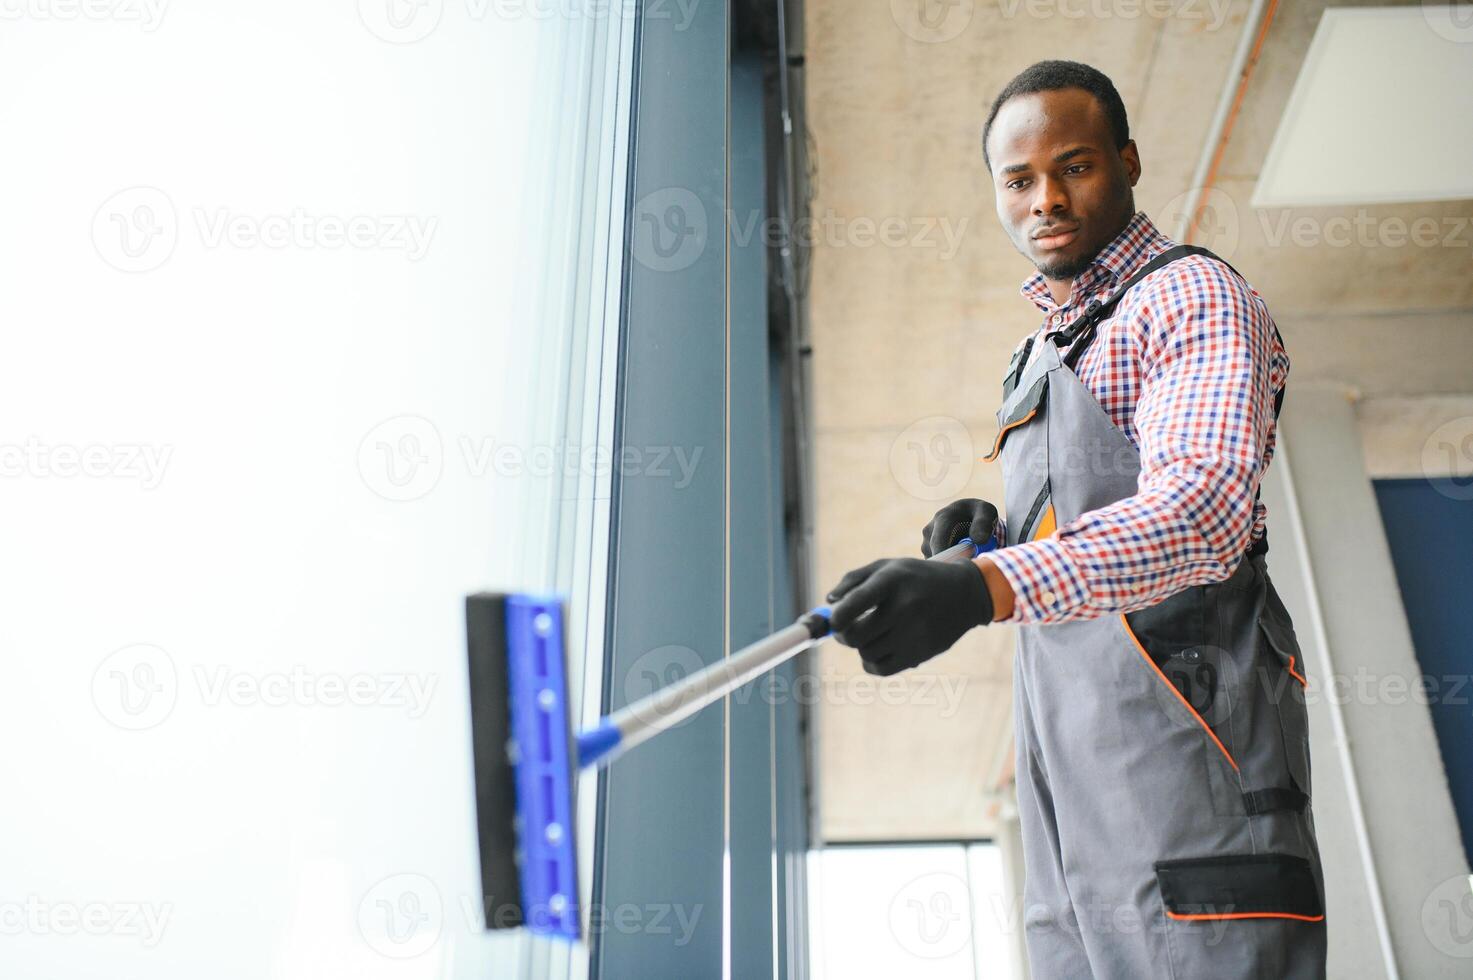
[1120,139,1142,186]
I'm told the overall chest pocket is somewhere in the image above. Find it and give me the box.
[983,373,1048,463]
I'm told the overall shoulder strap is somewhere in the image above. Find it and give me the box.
[1051,244,1226,371]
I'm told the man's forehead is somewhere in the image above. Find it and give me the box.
[990,89,1110,159]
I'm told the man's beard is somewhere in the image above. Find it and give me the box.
[1035,252,1094,281]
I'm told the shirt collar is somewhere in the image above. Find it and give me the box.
[1019,211,1166,313]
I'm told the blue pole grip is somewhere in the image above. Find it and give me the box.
[958,533,999,555]
[575,720,623,768]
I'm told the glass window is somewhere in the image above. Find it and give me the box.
[809,843,1017,980]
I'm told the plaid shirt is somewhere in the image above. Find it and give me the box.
[984,212,1288,625]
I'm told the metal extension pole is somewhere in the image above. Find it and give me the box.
[576,537,991,768]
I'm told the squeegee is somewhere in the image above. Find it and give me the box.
[464,534,997,940]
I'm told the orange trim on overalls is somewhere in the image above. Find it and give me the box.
[1033,503,1056,540]
[1285,655,1308,689]
[1166,910,1325,924]
[981,407,1038,462]
[1119,615,1239,773]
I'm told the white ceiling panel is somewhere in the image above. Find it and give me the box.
[1254,6,1473,208]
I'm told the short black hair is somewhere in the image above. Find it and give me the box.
[981,60,1130,172]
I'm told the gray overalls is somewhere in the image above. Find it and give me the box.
[990,246,1328,978]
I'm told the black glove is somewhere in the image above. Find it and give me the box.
[921,498,1000,557]
[825,557,994,676]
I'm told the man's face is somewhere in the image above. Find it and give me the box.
[987,88,1141,281]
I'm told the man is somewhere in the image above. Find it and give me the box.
[825,61,1327,978]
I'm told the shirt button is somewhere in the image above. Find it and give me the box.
[1039,590,1058,606]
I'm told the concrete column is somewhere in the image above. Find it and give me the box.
[1263,382,1471,979]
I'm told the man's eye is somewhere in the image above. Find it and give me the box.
[1065,164,1089,175]
[1007,179,1030,191]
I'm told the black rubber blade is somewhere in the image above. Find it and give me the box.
[465,592,523,929]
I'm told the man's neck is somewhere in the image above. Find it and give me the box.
[1047,278,1073,307]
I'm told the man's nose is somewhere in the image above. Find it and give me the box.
[1030,176,1069,216]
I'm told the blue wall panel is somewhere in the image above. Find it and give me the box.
[1373,477,1473,866]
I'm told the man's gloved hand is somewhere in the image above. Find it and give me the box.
[922,498,1000,557]
[825,558,994,676]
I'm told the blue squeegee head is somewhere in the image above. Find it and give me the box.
[505,595,581,941]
